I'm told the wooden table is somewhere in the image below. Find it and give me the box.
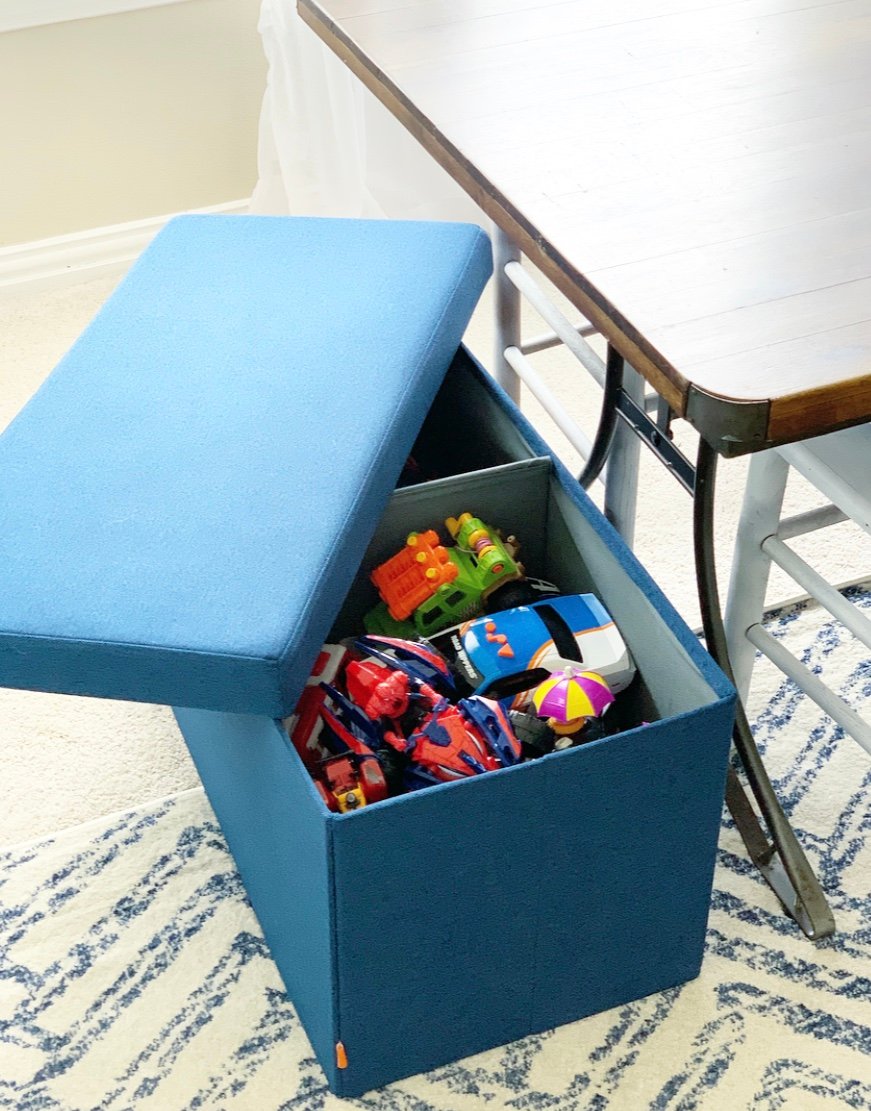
[298,0,871,937]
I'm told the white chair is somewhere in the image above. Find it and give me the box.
[725,424,871,756]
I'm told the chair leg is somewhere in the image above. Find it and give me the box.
[725,450,790,704]
[492,226,522,403]
[603,363,644,547]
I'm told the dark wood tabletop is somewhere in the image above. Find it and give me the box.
[298,0,871,453]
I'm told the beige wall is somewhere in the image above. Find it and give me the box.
[0,0,266,247]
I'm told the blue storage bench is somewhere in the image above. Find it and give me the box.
[0,214,735,1098]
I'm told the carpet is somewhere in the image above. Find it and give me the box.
[2,592,869,1110]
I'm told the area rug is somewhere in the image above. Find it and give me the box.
[2,591,869,1110]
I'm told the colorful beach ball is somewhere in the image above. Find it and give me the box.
[532,667,614,736]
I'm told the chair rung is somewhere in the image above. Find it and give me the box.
[777,503,848,541]
[521,323,597,356]
[503,345,606,488]
[504,261,606,386]
[779,427,871,533]
[761,536,871,653]
[746,623,871,755]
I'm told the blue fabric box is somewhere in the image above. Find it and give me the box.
[0,215,734,1098]
[176,354,734,1097]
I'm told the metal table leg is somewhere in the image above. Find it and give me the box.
[578,343,623,489]
[693,439,836,939]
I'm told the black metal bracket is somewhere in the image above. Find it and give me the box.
[685,385,771,458]
[578,345,696,495]
[614,382,696,495]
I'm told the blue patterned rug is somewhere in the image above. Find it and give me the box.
[2,591,869,1110]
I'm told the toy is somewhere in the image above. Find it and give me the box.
[446,512,520,586]
[506,708,557,757]
[283,643,349,768]
[370,529,459,621]
[398,702,501,782]
[446,594,635,708]
[324,636,521,787]
[354,634,457,695]
[532,667,614,749]
[291,634,523,806]
[380,692,520,788]
[365,512,526,638]
[315,752,390,812]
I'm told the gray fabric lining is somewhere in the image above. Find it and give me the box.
[331,457,717,722]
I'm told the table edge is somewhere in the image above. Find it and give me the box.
[297,0,871,454]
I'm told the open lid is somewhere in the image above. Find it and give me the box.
[0,214,492,716]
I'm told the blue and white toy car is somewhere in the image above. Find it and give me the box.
[444,594,635,708]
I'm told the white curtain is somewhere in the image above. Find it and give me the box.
[250,0,485,225]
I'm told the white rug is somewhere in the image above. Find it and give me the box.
[1,595,869,1111]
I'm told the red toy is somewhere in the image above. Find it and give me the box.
[397,701,503,781]
[344,657,444,723]
[315,753,389,813]
[284,643,349,768]
[287,635,523,808]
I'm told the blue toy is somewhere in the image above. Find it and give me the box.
[449,594,635,708]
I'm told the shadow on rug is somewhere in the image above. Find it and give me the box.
[2,592,869,1110]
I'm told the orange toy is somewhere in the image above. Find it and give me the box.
[370,529,459,620]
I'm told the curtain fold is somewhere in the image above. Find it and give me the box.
[250,0,485,225]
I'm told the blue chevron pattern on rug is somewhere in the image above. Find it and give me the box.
[1,591,869,1110]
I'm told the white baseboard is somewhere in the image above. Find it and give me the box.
[0,0,195,34]
[0,199,249,297]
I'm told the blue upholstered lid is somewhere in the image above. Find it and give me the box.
[0,215,492,716]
